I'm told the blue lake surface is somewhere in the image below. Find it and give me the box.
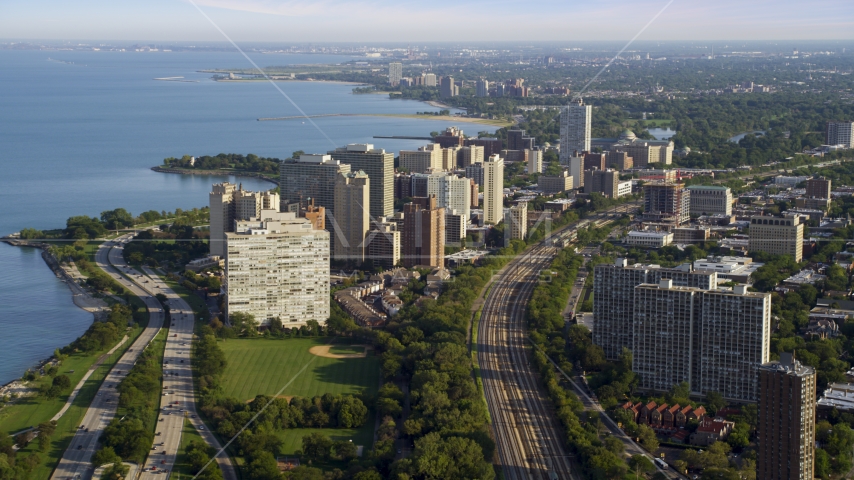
[0,50,496,384]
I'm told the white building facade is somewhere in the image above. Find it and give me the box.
[483,155,505,224]
[560,98,591,161]
[224,210,330,327]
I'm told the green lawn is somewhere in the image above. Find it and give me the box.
[0,325,142,435]
[328,345,366,355]
[12,329,141,480]
[219,338,380,466]
[219,338,380,401]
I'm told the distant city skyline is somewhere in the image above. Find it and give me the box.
[1,0,852,42]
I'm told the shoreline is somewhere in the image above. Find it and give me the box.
[206,77,368,86]
[150,166,280,185]
[0,241,107,392]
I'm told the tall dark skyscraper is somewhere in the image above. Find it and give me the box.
[757,353,816,480]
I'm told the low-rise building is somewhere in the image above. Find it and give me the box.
[806,318,839,339]
[445,249,487,267]
[690,416,735,446]
[626,230,673,248]
[673,226,710,245]
[186,255,223,272]
[818,382,854,415]
[543,198,575,212]
[693,256,763,283]
[538,171,574,194]
[796,196,832,212]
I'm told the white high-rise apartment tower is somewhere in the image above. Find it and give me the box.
[388,62,402,86]
[411,172,472,218]
[527,149,543,174]
[483,154,505,224]
[224,210,329,327]
[826,121,854,148]
[560,98,592,161]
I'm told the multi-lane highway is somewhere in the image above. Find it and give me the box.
[131,264,235,480]
[477,207,633,480]
[50,239,165,480]
[51,235,235,480]
[108,238,236,480]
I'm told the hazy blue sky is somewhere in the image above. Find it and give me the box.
[1,0,852,42]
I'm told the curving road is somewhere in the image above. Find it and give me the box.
[51,235,236,480]
[50,239,165,480]
[477,205,642,480]
[107,237,236,480]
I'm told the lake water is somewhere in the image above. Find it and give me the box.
[0,50,497,385]
[647,127,676,140]
[728,131,766,143]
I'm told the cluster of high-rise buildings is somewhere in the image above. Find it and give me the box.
[594,259,772,403]
[554,98,674,200]
[474,78,529,98]
[593,258,818,478]
[209,135,519,328]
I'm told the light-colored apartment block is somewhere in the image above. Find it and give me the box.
[458,145,484,168]
[505,202,528,240]
[827,121,854,148]
[633,279,698,393]
[210,182,280,258]
[483,155,504,224]
[329,144,394,218]
[410,172,472,218]
[748,215,804,262]
[388,62,402,86]
[593,259,717,360]
[333,171,370,262]
[539,171,574,194]
[560,98,591,160]
[527,149,543,174]
[687,185,732,216]
[399,146,442,174]
[224,210,329,327]
[698,286,771,402]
